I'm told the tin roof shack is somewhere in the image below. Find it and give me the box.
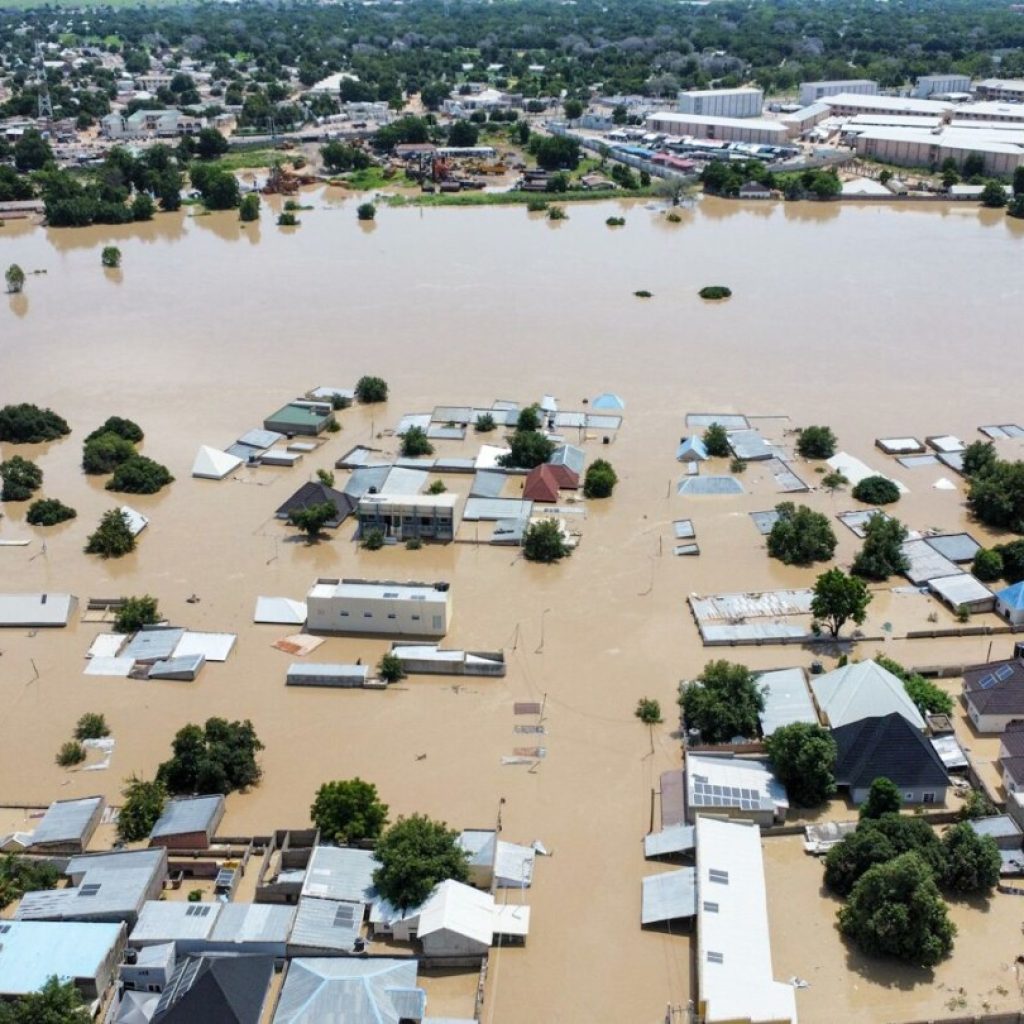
[306,579,452,638]
[16,848,167,928]
[263,402,335,437]
[963,658,1024,733]
[695,817,796,1024]
[28,795,105,854]
[300,846,377,905]
[832,713,949,806]
[149,796,225,851]
[287,897,364,955]
[357,493,460,543]
[276,482,355,528]
[286,663,369,689]
[120,941,176,993]
[684,754,789,826]
[390,643,506,678]
[149,953,274,1024]
[927,573,994,614]
[0,921,126,1002]
[755,668,816,737]
[205,903,295,956]
[0,592,77,627]
[255,829,318,905]
[272,958,426,1024]
[640,867,697,926]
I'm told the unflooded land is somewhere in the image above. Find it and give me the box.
[1,193,1024,1023]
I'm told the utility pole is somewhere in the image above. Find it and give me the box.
[35,43,53,124]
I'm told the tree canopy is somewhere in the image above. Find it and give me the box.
[852,475,901,505]
[583,459,617,498]
[860,777,902,820]
[117,775,167,843]
[157,718,264,795]
[796,424,837,459]
[939,821,1001,894]
[85,508,136,558]
[679,659,763,743]
[401,426,434,458]
[523,518,570,563]
[105,455,174,494]
[0,404,69,444]
[765,722,836,807]
[289,501,337,540]
[811,568,871,638]
[766,502,837,566]
[702,422,730,457]
[498,430,555,469]
[311,778,389,844]
[355,375,388,403]
[26,498,76,526]
[372,814,470,909]
[114,595,160,634]
[0,977,85,1024]
[0,854,59,912]
[0,456,42,502]
[851,513,908,580]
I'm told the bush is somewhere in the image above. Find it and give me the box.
[972,547,1004,582]
[474,413,496,433]
[355,376,388,403]
[765,722,837,807]
[998,539,1024,582]
[117,775,166,842]
[547,206,567,221]
[372,814,470,909]
[56,741,86,767]
[101,246,121,268]
[427,479,447,494]
[635,698,663,725]
[75,712,110,741]
[26,498,76,526]
[729,457,747,474]
[852,475,901,505]
[797,425,837,459]
[702,422,730,457]
[606,216,625,227]
[852,512,908,580]
[903,674,954,716]
[517,405,542,431]
[85,509,136,558]
[5,264,25,294]
[329,393,351,411]
[85,417,144,444]
[523,518,570,563]
[157,717,263,795]
[277,211,298,226]
[679,660,763,744]
[699,285,731,300]
[634,289,652,298]
[82,432,137,474]
[106,455,174,494]
[526,198,548,212]
[362,527,385,550]
[239,193,260,221]
[583,459,618,498]
[378,652,407,683]
[0,404,70,443]
[767,502,837,565]
[960,788,997,821]
[289,501,337,540]
[357,202,376,221]
[114,594,159,633]
[132,193,155,221]
[980,179,1008,208]
[401,426,434,458]
[822,471,848,492]
[860,777,902,820]
[0,456,42,501]
[311,778,389,844]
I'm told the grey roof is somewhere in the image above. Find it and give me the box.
[130,901,220,944]
[673,519,695,539]
[301,847,378,903]
[150,796,225,841]
[152,954,274,1024]
[757,668,817,736]
[584,413,621,430]
[964,658,1024,716]
[833,713,949,791]
[237,429,283,450]
[641,868,697,924]
[208,903,295,946]
[116,990,160,1024]
[334,445,384,469]
[275,482,355,527]
[727,429,773,461]
[674,543,700,556]
[686,413,749,429]
[980,424,1024,439]
[897,453,940,468]
[901,539,963,585]
[0,921,125,997]
[749,510,781,536]
[837,508,891,538]
[938,451,965,474]
[491,517,528,544]
[677,476,745,496]
[765,457,809,493]
[0,593,76,627]
[288,896,364,952]
[396,413,430,435]
[930,734,968,770]
[427,425,465,440]
[379,467,428,495]
[147,654,205,681]
[463,497,533,521]
[30,796,104,848]
[644,824,695,858]
[927,573,994,610]
[470,471,506,498]
[343,466,391,499]
[969,815,1023,843]
[286,663,369,687]
[431,406,473,424]
[923,533,982,564]
[549,444,585,475]
[225,442,261,461]
[122,628,185,662]
[433,457,477,473]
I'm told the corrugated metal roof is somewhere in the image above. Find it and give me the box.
[343,466,391,499]
[677,476,745,496]
[301,847,378,903]
[121,628,184,662]
[380,467,428,496]
[641,868,697,923]
[150,796,224,840]
[549,444,585,475]
[431,406,473,424]
[470,471,505,498]
[727,429,773,461]
[427,425,465,441]
[0,921,124,995]
[901,539,963,585]
[147,654,204,681]
[288,896,363,952]
[130,901,220,943]
[686,413,748,429]
[238,428,283,450]
[464,498,533,521]
[757,668,817,737]
[30,797,104,847]
[209,902,294,945]
[924,533,981,564]
[644,824,695,858]
[395,414,430,436]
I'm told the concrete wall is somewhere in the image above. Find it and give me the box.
[850,785,947,806]
[421,928,490,959]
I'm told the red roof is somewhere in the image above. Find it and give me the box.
[546,463,579,490]
[523,464,560,502]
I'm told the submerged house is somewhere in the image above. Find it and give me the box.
[28,795,105,854]
[995,582,1024,626]
[276,482,355,528]
[810,661,925,731]
[263,402,334,437]
[676,437,708,463]
[306,579,452,638]
[963,658,1024,733]
[148,795,225,850]
[684,754,789,826]
[356,493,460,542]
[523,465,561,503]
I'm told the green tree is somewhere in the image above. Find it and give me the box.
[362,527,385,550]
[766,502,837,565]
[0,855,59,912]
[56,741,86,767]
[523,518,570,562]
[311,778,389,844]
[962,440,998,478]
[563,98,584,120]
[811,568,871,637]
[321,142,372,172]
[114,595,160,633]
[0,404,70,443]
[980,179,1007,208]
[959,788,997,821]
[82,431,137,474]
[903,675,954,716]
[838,852,955,967]
[939,821,1001,895]
[401,426,434,458]
[195,127,228,160]
[968,460,1024,533]
[106,455,174,494]
[5,264,25,295]
[851,475,901,505]
[132,192,155,221]
[499,430,555,469]
[634,697,663,725]
[75,712,110,741]
[964,153,986,179]
[583,459,618,498]
[117,775,166,842]
[85,509,136,558]
[822,471,848,493]
[427,479,446,495]
[851,513,908,580]
[860,777,902,819]
[475,413,496,433]
[372,814,470,909]
[85,417,143,444]
[702,422,730,457]
[1014,165,1024,196]
[0,978,85,1023]
[357,202,376,221]
[26,498,76,526]
[378,651,407,683]
[679,660,763,743]
[972,547,1004,582]
[532,135,580,171]
[995,539,1024,582]
[797,425,837,459]
[0,456,43,501]
[447,120,479,147]
[289,501,337,540]
[516,404,542,431]
[355,375,388,402]
[157,718,264,795]
[190,163,240,209]
[277,211,299,227]
[239,193,260,221]
[316,468,335,488]
[13,129,53,172]
[1011,194,1024,220]
[765,722,837,807]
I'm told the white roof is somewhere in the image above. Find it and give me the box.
[686,755,789,817]
[0,593,75,627]
[841,176,893,196]
[757,668,817,736]
[358,493,458,511]
[810,661,925,730]
[492,903,531,937]
[822,92,952,114]
[928,573,993,607]
[130,901,220,943]
[87,633,125,658]
[826,451,907,492]
[648,112,789,134]
[119,506,148,536]
[171,631,235,662]
[192,445,242,480]
[309,580,448,604]
[696,817,797,1024]
[475,444,511,470]
[0,921,125,996]
[417,880,493,947]
[254,597,307,624]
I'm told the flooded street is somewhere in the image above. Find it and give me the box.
[1,193,1023,1023]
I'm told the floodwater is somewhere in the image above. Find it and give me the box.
[1,192,1024,1023]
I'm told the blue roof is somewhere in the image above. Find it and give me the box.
[0,921,124,995]
[998,581,1024,610]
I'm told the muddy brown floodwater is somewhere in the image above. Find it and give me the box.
[1,192,1024,1023]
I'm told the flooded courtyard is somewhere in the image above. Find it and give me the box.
[1,193,1024,1022]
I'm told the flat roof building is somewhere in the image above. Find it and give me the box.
[800,78,877,106]
[263,402,334,437]
[0,593,77,628]
[149,795,225,850]
[646,112,790,146]
[307,578,452,638]
[912,73,972,99]
[852,125,1024,176]
[954,101,1024,123]
[821,92,952,118]
[677,87,763,119]
[685,754,789,826]
[976,78,1024,102]
[28,795,105,854]
[756,668,816,737]
[356,493,460,543]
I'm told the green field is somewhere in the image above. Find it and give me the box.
[387,186,655,208]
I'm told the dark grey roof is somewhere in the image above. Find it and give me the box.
[964,659,1024,716]
[1003,756,1024,787]
[275,481,355,527]
[152,955,274,1024]
[150,796,225,841]
[833,713,949,791]
[923,533,981,564]
[1002,723,1024,759]
[30,796,104,848]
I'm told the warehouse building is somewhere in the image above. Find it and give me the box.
[853,126,1024,175]
[912,73,972,98]
[822,92,952,118]
[676,87,763,118]
[800,79,878,105]
[306,578,452,637]
[975,78,1024,102]
[954,101,1024,124]
[646,112,790,145]
[779,101,830,135]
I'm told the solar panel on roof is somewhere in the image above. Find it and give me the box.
[978,673,998,689]
[997,664,1015,682]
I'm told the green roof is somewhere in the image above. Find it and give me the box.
[265,404,329,427]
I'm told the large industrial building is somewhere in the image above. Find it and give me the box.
[975,78,1024,103]
[853,126,1024,176]
[676,88,763,119]
[799,79,877,106]
[646,112,790,145]
[912,73,972,98]
[954,101,1024,124]
[306,578,452,637]
[821,92,953,118]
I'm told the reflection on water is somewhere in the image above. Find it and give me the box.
[7,293,28,317]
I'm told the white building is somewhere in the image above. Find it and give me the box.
[306,579,451,638]
[912,73,972,99]
[646,112,790,146]
[695,817,797,1024]
[677,88,763,119]
[954,101,1024,124]
[822,92,953,118]
[779,102,830,135]
[799,79,877,106]
[976,78,1024,102]
[853,126,1024,176]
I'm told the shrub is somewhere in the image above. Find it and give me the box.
[289,501,337,540]
[821,471,848,492]
[427,479,447,494]
[852,475,901,505]
[114,595,160,633]
[277,211,298,226]
[56,741,86,767]
[972,547,1004,582]
[666,211,682,223]
[0,456,43,501]
[101,246,121,268]
[634,698,663,725]
[547,206,567,220]
[517,405,542,431]
[372,814,470,909]
[85,509,136,558]
[82,432,137,474]
[634,289,652,298]
[903,674,954,716]
[702,422,730,457]
[960,788,997,820]
[0,404,70,443]
[526,198,548,212]
[860,777,902,820]
[239,193,260,221]
[475,413,496,432]
[605,216,625,227]
[157,717,263,795]
[105,455,174,494]
[730,457,747,473]
[316,468,335,488]
[767,502,837,565]
[378,652,407,683]
[583,459,617,498]
[355,376,388,403]
[699,285,731,300]
[362,527,385,550]
[5,264,25,294]
[523,518,569,562]
[406,537,423,550]
[26,498,76,526]
[329,392,351,411]
[75,713,110,741]
[357,202,376,221]
[401,426,434,458]
[797,425,837,459]
[85,417,144,444]
[311,778,389,844]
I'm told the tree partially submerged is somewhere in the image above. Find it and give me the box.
[401,426,434,458]
[85,417,144,444]
[0,456,43,501]
[939,822,1001,894]
[117,775,167,843]
[105,455,174,494]
[852,475,901,505]
[377,652,407,683]
[114,595,160,634]
[311,778,389,844]
[289,501,337,541]
[26,498,76,526]
[75,712,110,740]
[355,376,388,403]
[860,777,902,820]
[498,429,555,469]
[157,718,264,795]
[522,518,570,563]
[0,404,70,444]
[766,502,837,565]
[372,814,470,910]
[82,432,137,474]
[765,722,836,807]
[583,459,618,498]
[851,513,908,580]
[634,697,663,725]
[811,568,871,638]
[679,660,763,743]
[85,509,136,558]
[797,425,837,459]
[702,422,730,457]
